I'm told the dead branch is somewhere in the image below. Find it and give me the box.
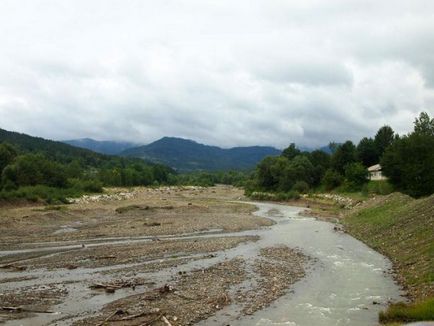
[162,315,173,326]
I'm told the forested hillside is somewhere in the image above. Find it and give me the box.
[0,129,175,202]
[121,137,281,171]
[63,138,138,155]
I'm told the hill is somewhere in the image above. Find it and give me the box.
[63,138,138,155]
[0,128,175,202]
[121,137,281,171]
[0,128,107,164]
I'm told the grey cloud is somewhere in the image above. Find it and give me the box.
[0,0,433,149]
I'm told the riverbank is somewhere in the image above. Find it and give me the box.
[288,191,434,323]
[343,193,434,324]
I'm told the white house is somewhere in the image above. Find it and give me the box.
[367,164,387,180]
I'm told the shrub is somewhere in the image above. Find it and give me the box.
[322,169,343,190]
[292,181,309,194]
[344,162,369,190]
[367,180,394,195]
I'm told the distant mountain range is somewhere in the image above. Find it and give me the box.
[63,138,138,155]
[61,136,335,172]
[120,137,282,172]
[1,128,331,173]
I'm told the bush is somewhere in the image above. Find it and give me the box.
[366,180,394,195]
[292,181,309,194]
[344,162,369,190]
[69,179,103,193]
[322,169,343,190]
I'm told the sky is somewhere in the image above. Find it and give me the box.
[0,0,433,149]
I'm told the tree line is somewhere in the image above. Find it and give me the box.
[0,142,175,203]
[246,112,434,198]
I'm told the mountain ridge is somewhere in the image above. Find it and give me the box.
[63,138,138,155]
[121,137,282,172]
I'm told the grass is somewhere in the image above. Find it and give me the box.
[342,192,434,323]
[379,298,434,323]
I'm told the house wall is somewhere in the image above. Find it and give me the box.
[369,171,387,181]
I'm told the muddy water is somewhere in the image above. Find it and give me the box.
[1,202,402,325]
[204,202,403,326]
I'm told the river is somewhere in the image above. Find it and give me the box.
[1,201,403,325]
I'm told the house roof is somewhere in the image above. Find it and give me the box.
[368,164,382,172]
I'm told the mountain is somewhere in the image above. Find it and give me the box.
[0,128,108,163]
[63,138,138,155]
[121,137,281,172]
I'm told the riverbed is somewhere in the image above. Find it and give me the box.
[0,187,403,325]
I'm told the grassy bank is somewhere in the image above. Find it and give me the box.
[342,193,434,323]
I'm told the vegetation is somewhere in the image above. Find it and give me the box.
[379,298,434,324]
[175,170,249,187]
[343,193,434,300]
[246,112,433,198]
[381,112,434,197]
[121,136,281,172]
[0,129,176,203]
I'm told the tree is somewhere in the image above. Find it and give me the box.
[281,143,301,160]
[256,156,286,190]
[322,169,343,190]
[331,141,357,173]
[0,142,17,174]
[356,137,378,167]
[308,150,331,186]
[374,125,395,158]
[381,112,434,197]
[345,162,368,189]
[414,111,434,136]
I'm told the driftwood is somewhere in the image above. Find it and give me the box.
[96,309,126,326]
[94,255,116,260]
[90,279,148,292]
[0,264,26,271]
[118,308,160,321]
[90,283,122,290]
[162,315,173,326]
[1,306,54,313]
[96,308,161,326]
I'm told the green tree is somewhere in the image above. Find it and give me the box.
[322,169,343,190]
[345,162,369,189]
[308,150,331,186]
[331,141,357,174]
[356,137,378,167]
[0,142,17,174]
[374,125,395,157]
[414,111,434,136]
[256,156,284,190]
[381,112,434,197]
[281,143,301,160]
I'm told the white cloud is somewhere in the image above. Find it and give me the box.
[0,0,433,149]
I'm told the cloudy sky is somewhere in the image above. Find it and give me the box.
[0,0,433,148]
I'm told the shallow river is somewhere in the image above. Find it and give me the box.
[209,202,404,326]
[1,202,403,325]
